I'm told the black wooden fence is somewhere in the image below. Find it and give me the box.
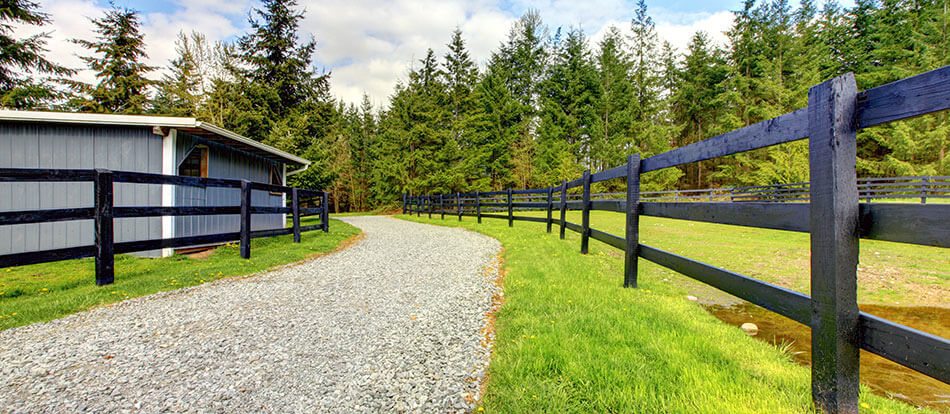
[404,67,950,413]
[0,168,329,286]
[561,175,950,203]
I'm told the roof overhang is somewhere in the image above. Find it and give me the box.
[0,110,311,169]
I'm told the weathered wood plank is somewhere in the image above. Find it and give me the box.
[859,203,949,248]
[589,228,625,250]
[0,245,96,268]
[859,312,950,384]
[94,169,114,286]
[0,167,94,182]
[581,170,591,254]
[625,154,641,288]
[0,208,95,225]
[240,180,252,259]
[638,244,811,325]
[808,73,860,413]
[857,65,950,128]
[641,108,808,173]
[640,202,810,233]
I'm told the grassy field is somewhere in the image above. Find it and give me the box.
[0,219,360,331]
[507,209,946,306]
[397,213,937,413]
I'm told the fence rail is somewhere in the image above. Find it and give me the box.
[404,66,950,413]
[0,168,329,286]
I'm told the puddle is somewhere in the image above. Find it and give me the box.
[706,302,950,412]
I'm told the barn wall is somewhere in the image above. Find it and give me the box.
[0,122,162,256]
[173,132,284,242]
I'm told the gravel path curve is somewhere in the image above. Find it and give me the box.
[0,216,502,413]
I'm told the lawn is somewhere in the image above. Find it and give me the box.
[0,219,360,331]
[397,212,937,413]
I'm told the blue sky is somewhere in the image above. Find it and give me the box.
[36,0,856,107]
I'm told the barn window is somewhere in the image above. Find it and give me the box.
[269,164,283,195]
[178,146,208,177]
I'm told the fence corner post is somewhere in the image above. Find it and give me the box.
[808,72,860,414]
[322,191,329,232]
[292,188,301,243]
[546,186,554,233]
[581,169,591,254]
[507,188,513,227]
[559,180,567,239]
[476,191,482,223]
[625,155,641,288]
[240,180,252,259]
[94,169,114,286]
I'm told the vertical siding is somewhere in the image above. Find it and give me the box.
[0,122,162,256]
[173,132,284,241]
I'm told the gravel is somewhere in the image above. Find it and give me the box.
[0,216,502,413]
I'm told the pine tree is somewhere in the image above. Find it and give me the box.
[70,6,154,114]
[592,26,634,174]
[237,0,329,117]
[0,0,75,108]
[152,32,202,116]
[536,27,599,186]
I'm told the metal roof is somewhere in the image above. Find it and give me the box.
[0,110,311,167]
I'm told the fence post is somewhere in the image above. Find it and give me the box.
[559,180,567,239]
[457,192,462,221]
[808,72,860,414]
[94,169,114,286]
[440,194,445,220]
[625,155,641,288]
[581,170,591,254]
[476,191,482,223]
[507,188,513,227]
[921,176,929,204]
[416,195,421,217]
[240,180,252,259]
[322,191,329,232]
[546,186,553,233]
[292,188,301,243]
[402,193,407,214]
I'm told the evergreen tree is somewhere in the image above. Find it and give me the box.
[592,26,634,174]
[237,0,329,117]
[70,5,154,114]
[0,0,75,108]
[152,32,203,116]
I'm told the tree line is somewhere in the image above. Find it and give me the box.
[2,0,948,212]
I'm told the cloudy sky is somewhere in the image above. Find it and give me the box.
[29,0,854,108]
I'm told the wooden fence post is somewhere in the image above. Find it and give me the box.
[440,194,445,220]
[546,186,553,233]
[240,180,252,259]
[427,195,432,219]
[476,191,482,223]
[322,191,329,232]
[292,188,301,243]
[625,155,641,288]
[457,192,462,221]
[416,195,421,217]
[808,72,860,414]
[559,180,567,239]
[94,169,114,286]
[921,177,929,204]
[402,193,407,214]
[581,169,591,254]
[507,188,513,227]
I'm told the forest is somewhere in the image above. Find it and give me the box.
[2,0,948,212]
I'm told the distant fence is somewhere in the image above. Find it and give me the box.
[526,175,948,204]
[0,168,329,286]
[405,67,950,413]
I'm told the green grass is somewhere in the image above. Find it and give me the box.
[526,210,946,306]
[0,219,360,331]
[397,213,934,413]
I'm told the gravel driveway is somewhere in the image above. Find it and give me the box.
[0,216,502,413]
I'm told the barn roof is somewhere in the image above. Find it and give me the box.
[0,110,311,168]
